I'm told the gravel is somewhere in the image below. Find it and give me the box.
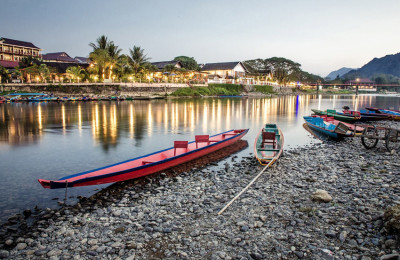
[1,121,399,259]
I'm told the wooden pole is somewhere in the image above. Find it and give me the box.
[217,158,276,215]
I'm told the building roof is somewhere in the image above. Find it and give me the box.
[0,60,19,68]
[74,56,89,64]
[0,37,40,49]
[151,61,182,70]
[201,61,248,72]
[42,52,77,63]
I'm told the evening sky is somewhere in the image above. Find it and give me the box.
[1,0,399,76]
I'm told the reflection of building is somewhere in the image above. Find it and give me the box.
[200,62,251,84]
[0,37,42,68]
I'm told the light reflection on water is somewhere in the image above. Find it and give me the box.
[0,94,399,221]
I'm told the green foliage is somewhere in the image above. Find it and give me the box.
[171,84,242,96]
[254,85,274,94]
[0,65,9,83]
[173,56,199,70]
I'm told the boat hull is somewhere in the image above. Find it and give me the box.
[305,121,339,138]
[312,109,359,122]
[38,129,248,189]
[254,124,284,165]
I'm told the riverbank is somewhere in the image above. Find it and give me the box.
[1,121,399,259]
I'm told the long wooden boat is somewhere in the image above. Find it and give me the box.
[304,116,353,139]
[340,109,389,121]
[254,124,284,165]
[311,109,360,122]
[38,129,249,189]
[365,107,400,120]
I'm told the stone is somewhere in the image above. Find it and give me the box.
[311,189,333,203]
[16,243,27,250]
[380,254,400,260]
[0,250,9,258]
[5,239,13,246]
[384,204,400,232]
[384,239,397,248]
[339,231,347,242]
[47,249,62,257]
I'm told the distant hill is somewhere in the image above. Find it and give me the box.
[325,67,354,80]
[343,52,400,79]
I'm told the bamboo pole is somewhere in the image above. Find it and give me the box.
[217,158,276,215]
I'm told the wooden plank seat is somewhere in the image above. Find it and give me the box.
[258,148,280,151]
[195,135,209,148]
[262,131,276,148]
[174,141,188,156]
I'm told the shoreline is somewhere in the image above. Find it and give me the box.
[0,121,399,259]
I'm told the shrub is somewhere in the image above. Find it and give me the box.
[254,85,274,94]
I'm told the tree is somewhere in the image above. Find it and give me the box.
[128,46,150,77]
[19,56,40,69]
[66,66,84,82]
[107,42,122,80]
[264,57,301,85]
[89,48,111,80]
[89,35,111,51]
[38,64,50,82]
[0,65,9,83]
[173,56,199,70]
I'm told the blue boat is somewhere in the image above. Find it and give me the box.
[303,116,352,139]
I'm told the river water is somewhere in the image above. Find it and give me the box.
[0,94,399,222]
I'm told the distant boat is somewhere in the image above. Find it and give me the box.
[366,107,400,120]
[311,109,360,122]
[304,116,353,139]
[254,124,284,165]
[341,109,389,121]
[38,129,249,189]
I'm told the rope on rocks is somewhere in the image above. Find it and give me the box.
[217,158,276,215]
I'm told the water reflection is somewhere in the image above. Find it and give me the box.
[1,95,399,150]
[0,95,399,222]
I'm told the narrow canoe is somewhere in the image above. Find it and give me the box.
[254,124,284,165]
[340,109,389,121]
[365,107,400,120]
[304,116,353,139]
[311,115,364,132]
[38,129,249,189]
[311,109,360,122]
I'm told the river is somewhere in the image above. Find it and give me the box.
[0,94,399,222]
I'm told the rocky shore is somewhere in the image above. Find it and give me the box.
[1,123,400,259]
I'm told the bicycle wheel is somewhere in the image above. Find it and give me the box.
[361,126,378,149]
[386,129,400,152]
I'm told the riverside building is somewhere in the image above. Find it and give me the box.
[0,37,42,68]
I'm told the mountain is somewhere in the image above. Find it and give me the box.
[343,52,400,79]
[325,67,354,80]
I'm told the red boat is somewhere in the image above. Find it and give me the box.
[38,129,249,189]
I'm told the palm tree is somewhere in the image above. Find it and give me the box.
[107,43,122,80]
[128,46,150,78]
[38,64,50,83]
[89,49,111,80]
[89,35,111,51]
[66,66,84,83]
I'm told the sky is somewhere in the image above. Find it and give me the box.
[1,0,400,77]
